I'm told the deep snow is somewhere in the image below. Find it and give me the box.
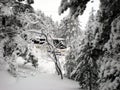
[0,46,79,90]
[0,68,79,90]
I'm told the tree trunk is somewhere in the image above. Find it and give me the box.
[89,70,92,90]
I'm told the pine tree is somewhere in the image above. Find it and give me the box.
[59,0,120,90]
[58,17,83,78]
[70,8,99,90]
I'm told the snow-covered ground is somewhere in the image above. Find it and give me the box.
[0,58,79,90]
[26,44,68,74]
[0,46,79,90]
[0,71,79,90]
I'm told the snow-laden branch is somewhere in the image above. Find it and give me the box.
[24,30,63,79]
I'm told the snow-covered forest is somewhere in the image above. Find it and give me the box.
[0,0,120,90]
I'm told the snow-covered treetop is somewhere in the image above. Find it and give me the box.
[59,0,90,18]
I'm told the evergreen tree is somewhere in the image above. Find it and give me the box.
[70,8,99,90]
[59,0,120,90]
[59,0,90,18]
[58,17,83,77]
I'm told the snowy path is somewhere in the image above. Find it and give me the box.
[0,71,79,90]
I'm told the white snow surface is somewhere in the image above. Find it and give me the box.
[0,46,79,90]
[0,68,79,90]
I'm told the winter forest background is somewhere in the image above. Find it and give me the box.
[0,0,120,90]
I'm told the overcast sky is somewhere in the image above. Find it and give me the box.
[32,0,100,29]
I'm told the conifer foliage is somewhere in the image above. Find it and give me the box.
[70,8,99,90]
[57,17,83,78]
[59,0,120,90]
[59,0,90,18]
